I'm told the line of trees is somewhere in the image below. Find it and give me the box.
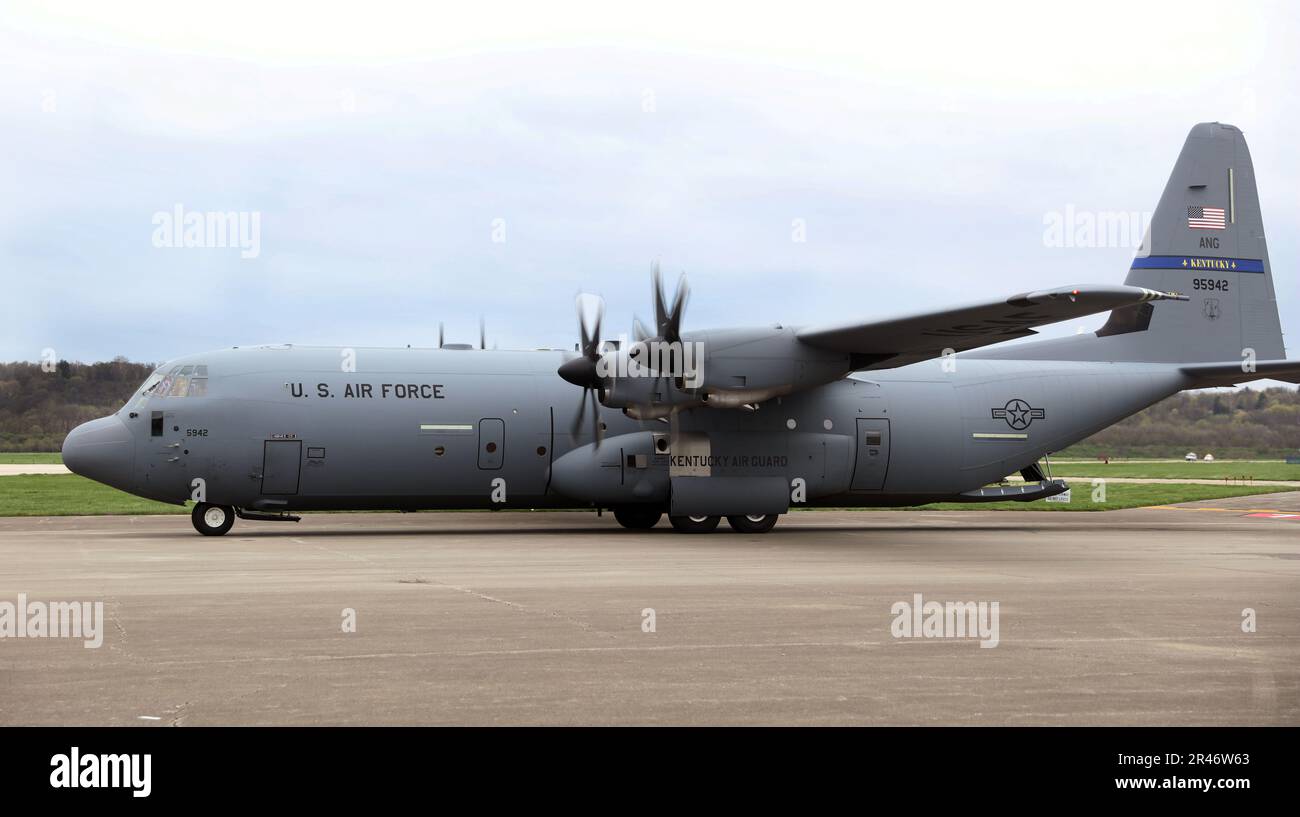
[1060,388,1300,459]
[0,359,155,451]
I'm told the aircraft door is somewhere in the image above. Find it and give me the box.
[478,418,504,469]
[850,418,890,491]
[262,440,302,495]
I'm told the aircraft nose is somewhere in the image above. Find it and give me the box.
[62,415,135,490]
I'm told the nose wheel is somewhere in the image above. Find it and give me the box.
[192,503,235,536]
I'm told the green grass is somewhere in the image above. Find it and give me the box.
[0,452,63,464]
[1045,460,1299,481]
[0,475,185,516]
[903,480,1294,512]
[0,474,1295,518]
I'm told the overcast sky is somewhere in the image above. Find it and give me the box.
[1,0,1297,370]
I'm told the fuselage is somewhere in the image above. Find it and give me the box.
[61,343,1192,512]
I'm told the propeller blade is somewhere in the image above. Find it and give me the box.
[633,315,651,343]
[651,263,688,342]
[590,389,603,447]
[479,316,486,350]
[576,294,605,359]
[667,273,689,341]
[575,295,590,355]
[652,263,669,339]
[571,386,587,436]
[438,322,445,349]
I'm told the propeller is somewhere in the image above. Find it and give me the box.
[438,322,445,349]
[557,267,693,441]
[557,294,606,445]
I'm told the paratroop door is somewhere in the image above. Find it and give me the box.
[262,440,302,495]
[850,418,890,491]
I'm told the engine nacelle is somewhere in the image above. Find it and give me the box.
[689,327,852,396]
[595,327,854,414]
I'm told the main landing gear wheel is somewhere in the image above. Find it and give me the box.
[669,514,721,533]
[192,503,235,536]
[614,507,663,530]
[726,514,779,534]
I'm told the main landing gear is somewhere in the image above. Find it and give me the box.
[668,514,721,533]
[192,503,235,536]
[613,506,663,530]
[659,513,780,534]
[612,506,781,533]
[725,514,779,534]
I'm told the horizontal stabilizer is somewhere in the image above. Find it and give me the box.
[797,285,1187,370]
[1181,359,1300,387]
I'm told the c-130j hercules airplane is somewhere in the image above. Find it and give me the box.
[63,123,1299,536]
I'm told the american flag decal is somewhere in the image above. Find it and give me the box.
[1187,205,1226,230]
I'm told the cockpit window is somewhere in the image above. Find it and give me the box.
[129,363,210,407]
[136,371,166,398]
[154,367,178,398]
[169,365,194,397]
[129,369,168,409]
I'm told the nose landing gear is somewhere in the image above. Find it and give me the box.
[192,503,235,536]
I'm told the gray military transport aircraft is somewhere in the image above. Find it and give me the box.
[63,122,1299,536]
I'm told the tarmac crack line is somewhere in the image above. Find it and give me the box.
[299,540,610,637]
[104,598,138,663]
[415,577,614,638]
[430,581,528,612]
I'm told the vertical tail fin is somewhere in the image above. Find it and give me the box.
[1097,122,1286,362]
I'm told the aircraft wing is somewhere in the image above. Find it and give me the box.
[796,284,1187,370]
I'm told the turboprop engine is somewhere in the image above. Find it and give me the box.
[557,266,857,426]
